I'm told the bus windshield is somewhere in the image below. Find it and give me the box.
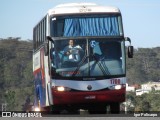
[50,38,125,79]
[50,14,123,37]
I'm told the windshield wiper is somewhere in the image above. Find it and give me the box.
[71,52,88,77]
[91,54,110,76]
[72,39,89,77]
[71,38,110,77]
[71,53,111,77]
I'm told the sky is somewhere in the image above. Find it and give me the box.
[0,0,160,48]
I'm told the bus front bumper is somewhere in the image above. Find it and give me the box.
[51,87,126,105]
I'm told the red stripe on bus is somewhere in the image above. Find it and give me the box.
[33,68,41,75]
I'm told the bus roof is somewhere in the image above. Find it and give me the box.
[48,3,120,16]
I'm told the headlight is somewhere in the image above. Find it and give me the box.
[34,107,40,111]
[57,86,65,91]
[115,85,122,90]
[55,86,71,92]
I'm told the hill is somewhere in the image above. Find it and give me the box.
[127,47,160,84]
[0,38,33,111]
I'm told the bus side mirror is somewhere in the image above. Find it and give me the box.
[47,36,54,43]
[45,36,54,56]
[44,41,48,56]
[125,37,134,58]
[128,46,134,58]
[50,48,54,59]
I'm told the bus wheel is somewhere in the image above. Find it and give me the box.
[110,103,120,114]
[66,108,80,114]
[50,105,61,114]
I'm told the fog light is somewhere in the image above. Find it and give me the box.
[115,85,122,90]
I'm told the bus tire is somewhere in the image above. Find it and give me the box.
[110,103,120,114]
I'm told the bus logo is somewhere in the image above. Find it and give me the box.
[87,85,92,90]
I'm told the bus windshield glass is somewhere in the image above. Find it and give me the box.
[50,38,125,79]
[50,14,123,37]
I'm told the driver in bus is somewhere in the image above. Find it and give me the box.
[63,39,83,62]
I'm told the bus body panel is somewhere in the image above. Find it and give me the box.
[33,47,50,107]
[51,77,126,106]
[52,77,126,91]
[48,3,120,16]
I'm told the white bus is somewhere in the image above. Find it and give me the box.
[33,3,133,114]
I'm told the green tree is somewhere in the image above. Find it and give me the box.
[4,90,16,111]
[134,91,160,112]
[126,92,136,112]
[0,38,33,111]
